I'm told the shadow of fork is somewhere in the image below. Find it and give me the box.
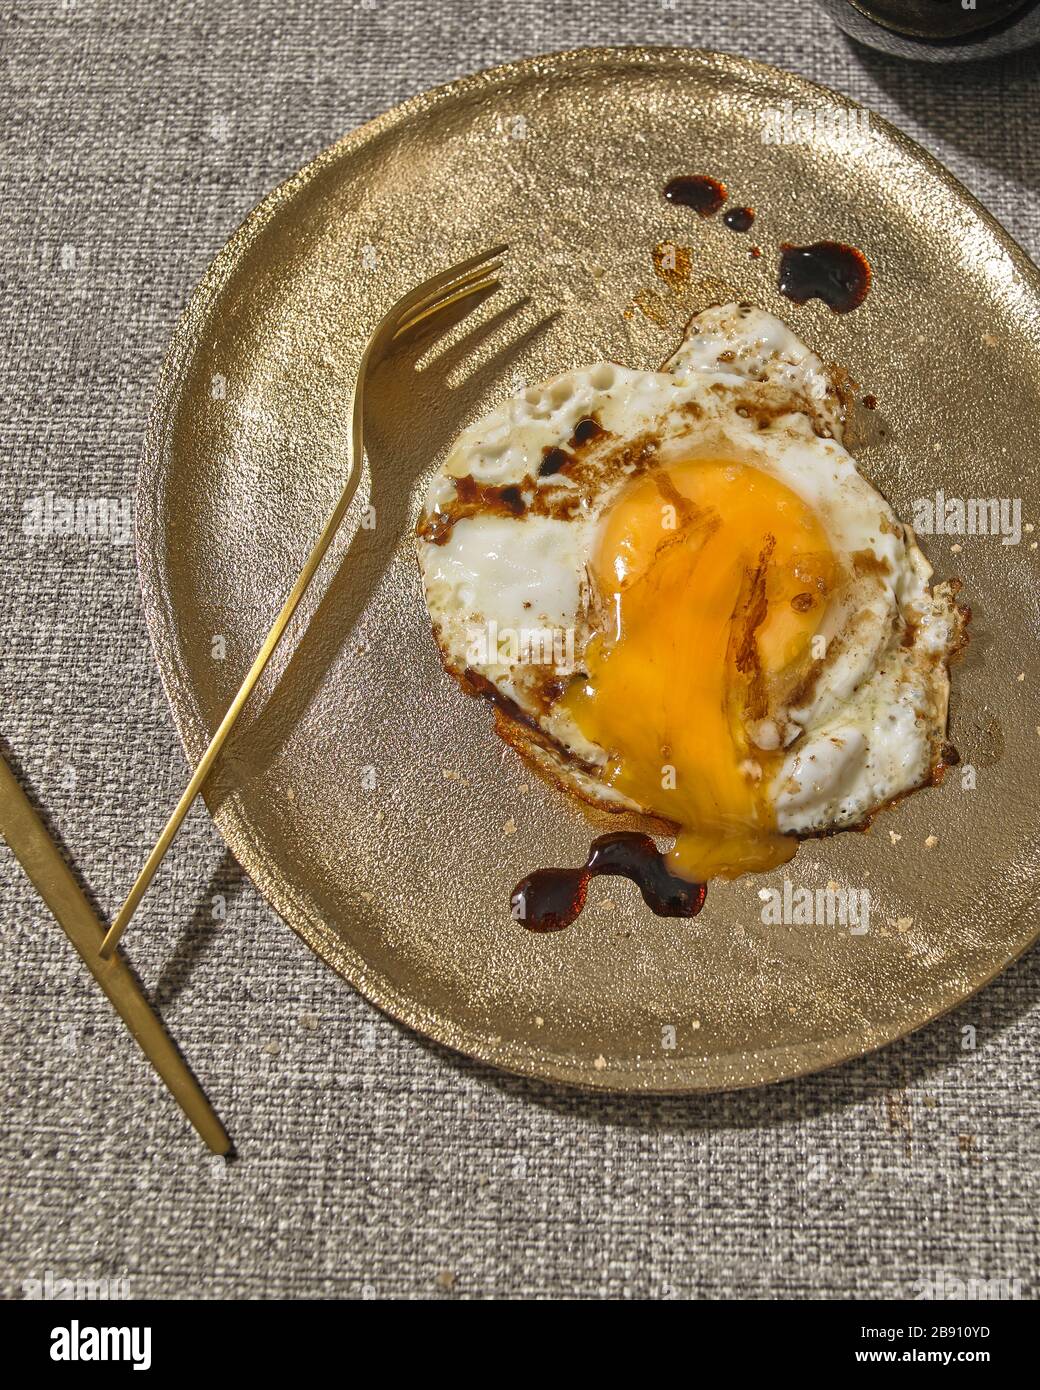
[203,289,561,810]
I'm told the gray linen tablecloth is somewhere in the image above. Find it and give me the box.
[1,0,1038,1301]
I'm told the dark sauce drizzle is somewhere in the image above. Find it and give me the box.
[778,241,871,314]
[663,175,727,217]
[539,446,572,477]
[511,831,707,932]
[455,474,525,514]
[538,416,604,477]
[723,206,755,233]
[570,415,603,447]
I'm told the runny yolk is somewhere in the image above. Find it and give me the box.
[562,457,835,883]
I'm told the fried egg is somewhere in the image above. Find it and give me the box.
[416,304,965,883]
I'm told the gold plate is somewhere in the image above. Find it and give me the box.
[137,47,1040,1092]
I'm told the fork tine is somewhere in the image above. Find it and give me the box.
[392,259,505,331]
[392,274,501,340]
[389,244,509,323]
[395,258,507,327]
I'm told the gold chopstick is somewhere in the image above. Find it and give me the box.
[0,750,231,1154]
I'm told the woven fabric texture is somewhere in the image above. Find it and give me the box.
[1,0,1038,1301]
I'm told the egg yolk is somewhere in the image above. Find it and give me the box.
[562,457,835,882]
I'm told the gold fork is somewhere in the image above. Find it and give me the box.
[99,244,507,960]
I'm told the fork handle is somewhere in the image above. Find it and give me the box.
[99,401,366,959]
